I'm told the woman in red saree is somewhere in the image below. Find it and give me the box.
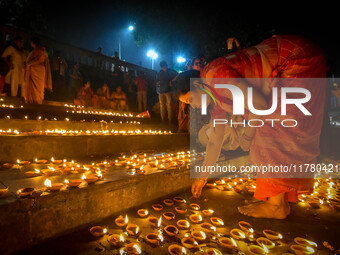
[24,37,52,104]
[183,35,326,219]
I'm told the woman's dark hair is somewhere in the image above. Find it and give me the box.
[191,57,200,67]
[30,37,40,46]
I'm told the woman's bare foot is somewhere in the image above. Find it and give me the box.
[238,193,290,219]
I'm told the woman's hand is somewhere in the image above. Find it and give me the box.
[191,178,207,198]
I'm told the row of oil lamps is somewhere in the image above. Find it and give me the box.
[298,177,340,211]
[64,104,143,118]
[88,193,319,255]
[0,101,142,119]
[1,115,142,124]
[204,176,340,212]
[0,128,171,136]
[0,151,192,199]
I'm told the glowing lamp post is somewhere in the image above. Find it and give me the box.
[177,56,186,64]
[147,50,158,70]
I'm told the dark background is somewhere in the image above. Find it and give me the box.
[0,0,339,74]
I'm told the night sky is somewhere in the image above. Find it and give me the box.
[5,0,340,73]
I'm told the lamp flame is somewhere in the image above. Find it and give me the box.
[44,178,52,187]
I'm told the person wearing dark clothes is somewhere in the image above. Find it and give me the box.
[136,71,147,112]
[173,58,201,133]
[156,60,177,125]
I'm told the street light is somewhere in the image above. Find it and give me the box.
[119,25,134,60]
[177,56,186,63]
[147,50,158,70]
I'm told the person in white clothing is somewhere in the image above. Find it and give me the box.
[1,36,27,97]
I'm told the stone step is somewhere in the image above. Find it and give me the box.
[0,133,189,162]
[0,153,250,254]
[0,119,164,133]
[0,96,151,124]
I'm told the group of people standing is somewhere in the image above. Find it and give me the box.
[0,36,52,104]
[156,57,203,132]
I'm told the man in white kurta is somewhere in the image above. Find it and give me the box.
[1,37,27,97]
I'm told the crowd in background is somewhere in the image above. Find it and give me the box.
[0,35,153,113]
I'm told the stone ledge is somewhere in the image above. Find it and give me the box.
[0,153,250,254]
[0,167,192,254]
[0,134,190,162]
[0,119,155,132]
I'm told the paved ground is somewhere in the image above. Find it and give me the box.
[16,180,340,255]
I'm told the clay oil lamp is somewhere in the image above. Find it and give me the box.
[164,199,174,206]
[233,186,243,193]
[257,237,275,250]
[60,166,72,175]
[25,169,41,177]
[35,158,47,164]
[177,219,190,229]
[126,224,140,236]
[45,178,64,191]
[189,214,203,224]
[168,161,177,168]
[219,237,237,250]
[137,209,149,218]
[148,160,157,168]
[51,157,63,164]
[17,187,35,198]
[262,230,283,241]
[2,163,13,169]
[164,225,179,236]
[238,221,252,232]
[175,206,187,215]
[215,179,225,186]
[230,229,246,240]
[190,203,200,211]
[64,179,82,188]
[95,170,103,180]
[246,227,256,241]
[108,234,125,247]
[294,237,317,248]
[181,237,198,249]
[200,223,216,233]
[115,215,128,227]
[205,248,222,255]
[108,160,117,167]
[157,163,167,170]
[41,167,56,176]
[76,167,86,173]
[17,159,30,166]
[210,217,224,227]
[168,244,186,255]
[290,244,315,255]
[163,212,175,220]
[202,209,214,216]
[125,243,142,254]
[205,183,216,189]
[145,233,163,245]
[0,187,9,198]
[148,216,162,228]
[152,203,163,211]
[191,230,207,242]
[248,245,268,255]
[136,165,145,175]
[82,173,98,184]
[173,196,186,203]
[90,226,107,237]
